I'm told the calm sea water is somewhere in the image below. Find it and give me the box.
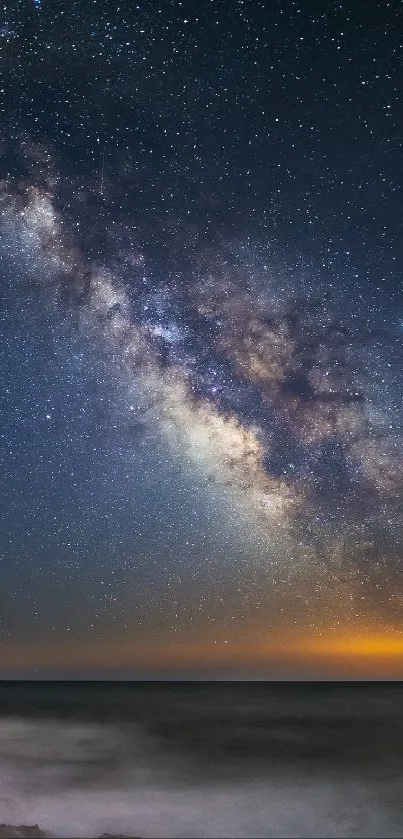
[0,682,402,837]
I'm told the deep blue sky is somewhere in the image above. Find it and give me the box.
[0,0,403,676]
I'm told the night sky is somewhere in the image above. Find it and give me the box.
[0,0,403,677]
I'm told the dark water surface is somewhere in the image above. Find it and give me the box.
[0,682,402,837]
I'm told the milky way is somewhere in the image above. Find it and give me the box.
[1,133,402,647]
[0,0,403,673]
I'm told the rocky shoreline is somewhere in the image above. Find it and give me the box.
[0,828,140,839]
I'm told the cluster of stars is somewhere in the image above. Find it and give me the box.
[0,0,402,670]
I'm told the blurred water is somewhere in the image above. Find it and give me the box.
[0,683,402,837]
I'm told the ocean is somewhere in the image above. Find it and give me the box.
[0,682,402,837]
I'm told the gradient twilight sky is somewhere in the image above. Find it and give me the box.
[0,0,403,678]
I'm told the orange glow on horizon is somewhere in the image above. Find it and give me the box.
[1,627,403,676]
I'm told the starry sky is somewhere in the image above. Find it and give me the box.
[0,0,403,678]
